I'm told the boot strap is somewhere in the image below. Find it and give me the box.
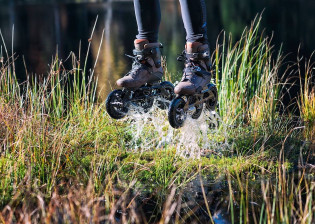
[185,50,210,60]
[133,47,159,57]
[132,44,163,58]
[132,45,162,68]
[185,66,211,79]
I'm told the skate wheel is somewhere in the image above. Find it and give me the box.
[191,102,203,119]
[168,97,187,129]
[132,89,154,113]
[205,84,218,111]
[142,98,154,112]
[157,81,175,110]
[106,90,128,119]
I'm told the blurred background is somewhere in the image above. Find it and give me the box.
[0,0,315,99]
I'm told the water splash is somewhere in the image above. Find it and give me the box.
[124,101,230,158]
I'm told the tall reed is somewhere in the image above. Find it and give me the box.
[214,15,283,127]
[298,55,315,141]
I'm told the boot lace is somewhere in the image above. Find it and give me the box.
[125,54,148,76]
[177,51,203,80]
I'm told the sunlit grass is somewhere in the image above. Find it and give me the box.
[298,55,315,141]
[214,15,283,128]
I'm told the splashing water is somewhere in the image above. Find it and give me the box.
[123,101,230,158]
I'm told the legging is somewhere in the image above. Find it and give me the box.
[134,0,208,43]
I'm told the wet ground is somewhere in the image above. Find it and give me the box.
[112,172,314,223]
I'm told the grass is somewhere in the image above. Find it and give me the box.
[298,53,315,141]
[214,15,283,128]
[0,15,314,223]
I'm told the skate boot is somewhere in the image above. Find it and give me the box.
[174,42,212,95]
[116,39,164,89]
[106,39,175,119]
[168,42,218,128]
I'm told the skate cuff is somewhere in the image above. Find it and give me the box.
[133,45,162,68]
[133,46,161,58]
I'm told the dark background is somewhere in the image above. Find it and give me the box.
[0,0,314,99]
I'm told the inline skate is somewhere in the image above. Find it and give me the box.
[168,42,218,128]
[106,39,175,119]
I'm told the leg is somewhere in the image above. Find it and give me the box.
[134,0,161,43]
[175,0,211,95]
[179,0,208,43]
[116,0,163,88]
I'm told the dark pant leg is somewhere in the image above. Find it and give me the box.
[134,0,161,43]
[179,0,208,43]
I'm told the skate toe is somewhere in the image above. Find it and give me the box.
[116,79,125,87]
[116,77,134,88]
[116,78,142,89]
[174,82,195,95]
